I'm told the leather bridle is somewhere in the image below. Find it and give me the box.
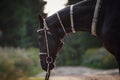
[37,0,101,79]
[91,0,101,36]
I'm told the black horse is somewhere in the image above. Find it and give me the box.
[38,0,120,75]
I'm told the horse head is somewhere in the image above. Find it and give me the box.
[37,15,64,71]
[37,0,97,72]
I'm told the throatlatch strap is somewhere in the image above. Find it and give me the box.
[91,0,101,36]
[56,12,68,35]
[70,5,76,33]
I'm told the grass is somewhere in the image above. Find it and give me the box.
[0,47,44,80]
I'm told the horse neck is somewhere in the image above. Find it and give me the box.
[46,0,96,38]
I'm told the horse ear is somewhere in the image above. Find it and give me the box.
[38,14,44,28]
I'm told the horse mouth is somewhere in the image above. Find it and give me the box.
[41,63,55,71]
[39,54,55,71]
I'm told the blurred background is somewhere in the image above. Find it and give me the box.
[0,0,118,80]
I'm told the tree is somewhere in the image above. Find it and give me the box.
[0,0,46,48]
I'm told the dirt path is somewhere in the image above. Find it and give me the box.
[35,66,120,80]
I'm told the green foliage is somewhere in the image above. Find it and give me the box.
[57,44,79,66]
[66,32,102,53]
[56,33,117,69]
[56,32,102,66]
[81,47,117,69]
[0,47,43,80]
[0,0,46,48]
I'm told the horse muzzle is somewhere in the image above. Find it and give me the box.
[39,53,55,71]
[41,63,55,71]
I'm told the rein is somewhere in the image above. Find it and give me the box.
[37,19,54,80]
[43,19,53,80]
